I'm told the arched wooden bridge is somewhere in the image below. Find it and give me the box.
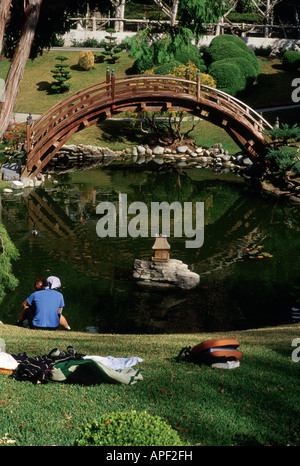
[23,70,273,178]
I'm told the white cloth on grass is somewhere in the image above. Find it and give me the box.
[83,355,143,370]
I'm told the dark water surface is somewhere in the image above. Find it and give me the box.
[1,164,299,333]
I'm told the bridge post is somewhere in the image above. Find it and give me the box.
[26,113,32,160]
[185,66,190,94]
[106,66,110,84]
[111,68,115,101]
[197,69,201,101]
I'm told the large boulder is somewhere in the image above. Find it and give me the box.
[133,258,200,290]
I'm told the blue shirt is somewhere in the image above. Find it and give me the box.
[27,289,65,328]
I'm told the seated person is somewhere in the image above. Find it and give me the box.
[15,276,71,330]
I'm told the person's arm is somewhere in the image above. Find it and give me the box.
[22,299,29,310]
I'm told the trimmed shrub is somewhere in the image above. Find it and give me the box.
[282,50,300,71]
[208,60,245,95]
[204,40,259,74]
[78,50,95,71]
[51,55,71,93]
[74,411,187,446]
[228,57,258,86]
[204,42,246,66]
[209,34,250,51]
[153,60,182,75]
[174,43,207,72]
[204,34,259,95]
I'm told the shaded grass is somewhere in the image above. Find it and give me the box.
[0,323,299,446]
[242,58,299,109]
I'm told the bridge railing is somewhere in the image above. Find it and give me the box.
[112,74,273,133]
[27,73,273,168]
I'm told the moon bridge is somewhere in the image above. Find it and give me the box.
[23,71,273,178]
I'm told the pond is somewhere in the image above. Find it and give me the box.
[1,162,299,334]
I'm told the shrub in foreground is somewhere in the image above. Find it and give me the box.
[74,411,187,446]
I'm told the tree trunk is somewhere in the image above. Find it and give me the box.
[113,0,126,33]
[0,0,42,139]
[0,0,12,55]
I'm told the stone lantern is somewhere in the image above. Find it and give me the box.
[151,235,170,262]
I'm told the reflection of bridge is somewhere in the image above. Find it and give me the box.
[23,71,273,178]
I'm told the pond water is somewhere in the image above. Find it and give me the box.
[1,162,299,334]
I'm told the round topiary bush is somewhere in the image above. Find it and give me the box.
[204,42,245,66]
[208,59,245,96]
[74,411,187,446]
[203,34,259,75]
[282,50,300,71]
[228,57,258,86]
[209,34,249,51]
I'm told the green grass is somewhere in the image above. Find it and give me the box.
[0,50,135,114]
[0,323,299,446]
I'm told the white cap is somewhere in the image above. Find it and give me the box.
[46,276,61,289]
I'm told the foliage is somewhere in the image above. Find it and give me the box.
[50,55,72,93]
[282,50,300,71]
[100,29,122,64]
[2,0,111,59]
[179,0,232,37]
[78,50,95,71]
[208,60,245,95]
[266,123,300,175]
[266,146,300,174]
[71,38,103,48]
[205,34,259,96]
[0,223,19,303]
[269,123,300,144]
[74,411,186,446]
[172,62,216,88]
[2,121,26,148]
[127,28,206,73]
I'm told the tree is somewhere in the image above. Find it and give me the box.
[51,55,72,93]
[110,0,129,32]
[0,0,43,140]
[179,0,234,37]
[101,28,122,63]
[0,0,109,140]
[0,0,11,54]
[152,0,180,26]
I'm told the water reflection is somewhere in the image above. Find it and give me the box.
[1,165,299,333]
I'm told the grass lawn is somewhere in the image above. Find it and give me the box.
[242,57,300,110]
[0,50,135,115]
[0,323,299,447]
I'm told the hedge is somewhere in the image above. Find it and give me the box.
[204,34,260,96]
[208,59,245,95]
